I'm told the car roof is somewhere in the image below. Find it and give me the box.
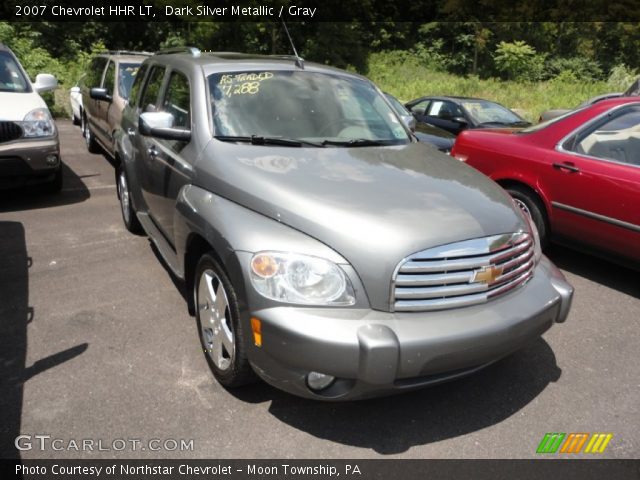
[584,96,640,111]
[148,50,368,80]
[410,95,487,103]
[97,51,151,62]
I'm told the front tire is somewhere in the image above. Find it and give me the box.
[116,166,142,234]
[506,186,549,247]
[194,253,255,388]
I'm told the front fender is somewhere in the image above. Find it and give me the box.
[173,184,349,282]
[114,128,145,212]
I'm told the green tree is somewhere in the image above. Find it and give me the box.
[494,40,545,81]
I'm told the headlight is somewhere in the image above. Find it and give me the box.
[21,108,56,138]
[527,215,543,264]
[250,252,355,306]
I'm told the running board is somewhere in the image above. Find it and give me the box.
[136,212,184,279]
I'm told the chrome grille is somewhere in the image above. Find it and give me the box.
[0,121,23,143]
[392,232,535,312]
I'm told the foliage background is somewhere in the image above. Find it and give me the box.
[1,16,639,120]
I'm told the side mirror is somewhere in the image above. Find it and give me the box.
[70,86,80,94]
[139,112,191,142]
[452,116,468,126]
[33,73,57,93]
[90,87,112,102]
[400,114,416,132]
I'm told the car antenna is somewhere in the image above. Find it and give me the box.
[280,19,304,69]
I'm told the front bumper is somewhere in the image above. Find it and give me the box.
[0,136,60,188]
[247,256,573,400]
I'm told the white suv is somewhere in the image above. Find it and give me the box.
[0,43,61,192]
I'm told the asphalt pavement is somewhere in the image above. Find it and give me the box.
[1,120,638,459]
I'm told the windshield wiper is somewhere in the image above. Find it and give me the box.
[479,121,510,126]
[214,135,324,148]
[321,138,386,147]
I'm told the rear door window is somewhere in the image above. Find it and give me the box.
[567,106,640,165]
[409,100,430,116]
[86,57,107,88]
[118,63,141,100]
[103,61,115,95]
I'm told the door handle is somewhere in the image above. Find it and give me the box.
[553,162,580,173]
[147,147,159,157]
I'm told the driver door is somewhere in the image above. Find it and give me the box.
[546,104,640,261]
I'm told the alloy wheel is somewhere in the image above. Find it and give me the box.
[198,270,234,371]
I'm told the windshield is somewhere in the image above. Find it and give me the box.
[461,100,526,126]
[0,51,30,93]
[118,63,140,100]
[209,71,410,145]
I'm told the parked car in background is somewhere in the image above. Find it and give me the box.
[0,43,61,192]
[452,97,640,267]
[538,92,623,122]
[405,96,531,135]
[624,77,640,96]
[538,78,640,123]
[69,75,84,126]
[114,47,573,401]
[384,92,454,152]
[80,50,149,157]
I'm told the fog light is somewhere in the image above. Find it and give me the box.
[45,154,59,166]
[306,371,335,391]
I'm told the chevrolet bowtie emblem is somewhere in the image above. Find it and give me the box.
[472,265,504,284]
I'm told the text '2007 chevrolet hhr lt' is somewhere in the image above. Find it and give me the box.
[115,48,574,400]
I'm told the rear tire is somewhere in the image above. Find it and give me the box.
[194,253,255,388]
[506,186,549,247]
[83,115,100,153]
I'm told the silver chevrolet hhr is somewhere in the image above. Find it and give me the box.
[115,47,573,400]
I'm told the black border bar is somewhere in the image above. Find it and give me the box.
[3,0,640,22]
[2,459,639,480]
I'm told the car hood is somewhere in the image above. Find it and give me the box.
[196,141,526,310]
[0,91,47,121]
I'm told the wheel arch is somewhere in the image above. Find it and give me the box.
[173,184,350,316]
[184,233,227,316]
[494,177,551,222]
